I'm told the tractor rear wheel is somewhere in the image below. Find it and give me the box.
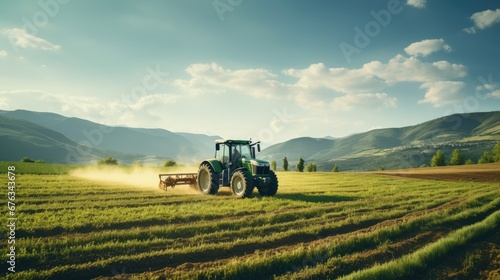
[258,170,278,196]
[197,163,219,195]
[231,170,254,198]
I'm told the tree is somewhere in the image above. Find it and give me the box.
[493,142,500,162]
[450,149,465,166]
[282,157,288,171]
[98,156,118,165]
[332,164,339,172]
[379,165,384,171]
[306,163,317,172]
[271,160,277,171]
[465,159,473,165]
[478,151,494,164]
[296,157,305,172]
[164,160,177,167]
[431,150,446,167]
[20,156,35,163]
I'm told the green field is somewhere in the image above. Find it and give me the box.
[1,163,499,279]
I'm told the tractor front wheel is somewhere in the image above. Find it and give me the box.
[197,163,219,195]
[258,170,278,196]
[230,170,254,198]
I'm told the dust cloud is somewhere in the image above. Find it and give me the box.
[70,165,200,194]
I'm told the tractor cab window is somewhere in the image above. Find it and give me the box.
[240,145,252,159]
[217,144,230,165]
[230,144,251,161]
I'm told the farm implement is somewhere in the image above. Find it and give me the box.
[158,173,197,190]
[158,139,278,198]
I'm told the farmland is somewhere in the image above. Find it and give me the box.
[1,163,499,279]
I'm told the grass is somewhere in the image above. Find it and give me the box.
[0,164,498,279]
[339,210,499,280]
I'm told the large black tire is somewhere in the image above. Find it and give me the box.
[258,170,278,196]
[230,170,254,198]
[197,163,219,195]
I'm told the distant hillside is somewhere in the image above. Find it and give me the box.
[0,115,134,163]
[0,110,220,162]
[260,111,500,171]
[260,137,334,162]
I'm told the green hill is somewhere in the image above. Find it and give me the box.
[0,115,99,163]
[0,109,220,161]
[260,111,500,171]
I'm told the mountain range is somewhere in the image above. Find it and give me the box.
[259,111,500,171]
[0,110,219,165]
[0,109,499,170]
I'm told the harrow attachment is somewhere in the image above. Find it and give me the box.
[158,173,197,191]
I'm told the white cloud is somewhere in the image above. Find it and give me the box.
[476,83,500,99]
[170,52,468,111]
[0,90,101,115]
[0,90,180,126]
[0,50,7,57]
[283,63,385,94]
[418,81,466,107]
[404,39,452,57]
[128,93,179,110]
[362,54,467,83]
[173,63,284,98]
[0,28,60,51]
[330,93,397,111]
[407,0,426,8]
[464,9,500,34]
[490,90,500,98]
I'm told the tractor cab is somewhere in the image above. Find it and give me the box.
[215,140,259,170]
[215,140,264,186]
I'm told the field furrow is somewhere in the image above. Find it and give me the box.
[1,168,498,280]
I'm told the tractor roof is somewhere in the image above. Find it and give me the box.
[215,139,252,145]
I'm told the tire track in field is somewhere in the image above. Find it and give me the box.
[70,197,481,279]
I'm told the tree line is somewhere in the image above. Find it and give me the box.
[271,157,339,173]
[426,142,500,167]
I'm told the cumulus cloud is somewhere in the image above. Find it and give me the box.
[404,39,452,57]
[407,0,426,8]
[0,50,7,57]
[418,81,466,107]
[464,8,500,34]
[476,83,500,99]
[0,28,60,51]
[173,52,469,111]
[0,89,180,126]
[0,90,101,115]
[283,63,385,94]
[490,90,500,98]
[330,93,397,111]
[362,54,467,83]
[173,63,284,98]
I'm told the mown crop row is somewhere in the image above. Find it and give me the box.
[1,169,498,279]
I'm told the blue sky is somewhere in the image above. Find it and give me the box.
[1,0,499,145]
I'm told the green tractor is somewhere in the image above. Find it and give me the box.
[197,139,278,198]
